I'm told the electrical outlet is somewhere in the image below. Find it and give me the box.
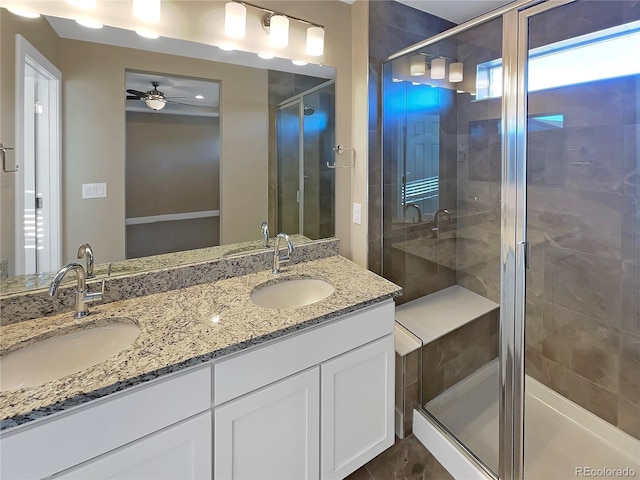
[353,203,362,225]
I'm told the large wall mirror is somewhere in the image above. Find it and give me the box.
[0,7,336,293]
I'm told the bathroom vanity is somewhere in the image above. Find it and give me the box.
[0,252,401,480]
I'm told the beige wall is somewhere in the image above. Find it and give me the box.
[125,112,220,217]
[59,39,267,263]
[0,11,61,276]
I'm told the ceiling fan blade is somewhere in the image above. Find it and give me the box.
[126,89,147,98]
[166,99,200,107]
[126,95,141,100]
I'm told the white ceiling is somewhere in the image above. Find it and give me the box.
[395,0,513,24]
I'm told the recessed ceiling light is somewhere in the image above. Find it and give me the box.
[195,95,205,100]
[76,18,103,29]
[7,8,41,18]
[292,60,307,66]
[258,52,274,60]
[136,29,160,39]
[219,42,235,52]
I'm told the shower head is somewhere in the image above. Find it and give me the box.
[303,105,315,116]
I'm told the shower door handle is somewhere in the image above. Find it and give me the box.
[520,241,530,270]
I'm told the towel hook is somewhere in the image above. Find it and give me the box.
[327,144,355,169]
[1,144,18,173]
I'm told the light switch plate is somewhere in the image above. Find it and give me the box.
[82,183,107,199]
[353,202,362,225]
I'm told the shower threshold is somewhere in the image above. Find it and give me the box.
[416,360,640,479]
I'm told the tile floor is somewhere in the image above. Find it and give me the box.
[345,435,453,480]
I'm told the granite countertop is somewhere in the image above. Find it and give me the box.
[0,235,312,296]
[0,255,402,430]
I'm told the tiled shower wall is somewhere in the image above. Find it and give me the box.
[367,1,454,275]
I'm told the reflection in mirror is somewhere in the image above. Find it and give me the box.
[0,8,336,294]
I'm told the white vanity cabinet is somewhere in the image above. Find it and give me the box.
[53,412,212,480]
[213,301,395,480]
[1,300,395,480]
[0,366,212,480]
[214,368,321,480]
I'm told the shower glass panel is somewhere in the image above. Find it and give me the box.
[522,2,640,478]
[383,16,503,475]
[276,82,335,238]
[276,102,301,234]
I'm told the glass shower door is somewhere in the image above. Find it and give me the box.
[521,1,640,478]
[276,102,301,234]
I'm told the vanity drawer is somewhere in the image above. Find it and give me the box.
[1,365,212,480]
[214,300,394,405]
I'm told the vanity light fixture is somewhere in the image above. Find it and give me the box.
[7,8,41,18]
[306,26,324,56]
[431,57,446,79]
[224,2,246,39]
[268,14,289,48]
[136,29,159,39]
[65,0,96,9]
[449,62,464,82]
[133,0,161,24]
[410,55,426,76]
[76,18,103,29]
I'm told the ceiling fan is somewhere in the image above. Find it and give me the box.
[126,81,194,111]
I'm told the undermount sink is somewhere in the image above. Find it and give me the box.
[0,320,140,392]
[250,278,334,309]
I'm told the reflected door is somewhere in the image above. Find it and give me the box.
[16,38,61,276]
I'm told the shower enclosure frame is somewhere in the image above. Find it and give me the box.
[383,1,579,479]
[275,79,335,237]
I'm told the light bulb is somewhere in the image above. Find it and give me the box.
[133,0,161,24]
[410,55,425,76]
[449,62,464,82]
[306,26,324,56]
[431,58,446,79]
[224,2,246,39]
[269,15,289,48]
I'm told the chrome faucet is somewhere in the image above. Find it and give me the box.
[261,221,270,248]
[403,203,422,224]
[49,263,103,318]
[77,243,95,278]
[272,233,293,274]
[432,208,452,238]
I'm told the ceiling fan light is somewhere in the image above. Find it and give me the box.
[225,2,246,40]
[306,26,324,56]
[133,0,161,24]
[145,98,166,110]
[269,15,289,48]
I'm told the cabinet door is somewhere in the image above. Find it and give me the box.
[53,412,211,480]
[215,367,320,480]
[321,335,395,480]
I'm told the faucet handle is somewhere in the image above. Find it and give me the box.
[85,278,105,303]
